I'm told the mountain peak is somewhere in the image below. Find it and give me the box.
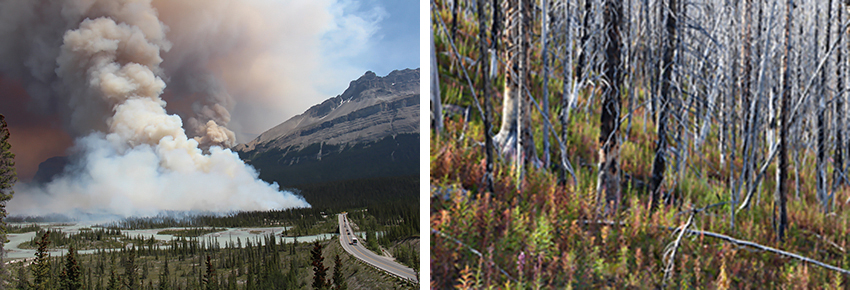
[235,68,420,153]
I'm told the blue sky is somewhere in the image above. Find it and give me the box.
[348,0,420,76]
[313,0,420,96]
[198,0,420,141]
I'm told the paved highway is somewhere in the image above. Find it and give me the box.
[338,213,418,282]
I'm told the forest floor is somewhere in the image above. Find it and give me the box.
[431,92,850,288]
[430,1,850,287]
[429,9,850,289]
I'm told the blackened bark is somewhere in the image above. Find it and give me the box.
[597,0,622,215]
[650,0,676,210]
[776,0,792,244]
[575,0,593,81]
[838,3,847,190]
[479,0,494,193]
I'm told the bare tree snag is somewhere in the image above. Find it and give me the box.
[597,0,623,215]
[430,26,444,133]
[559,0,576,186]
[576,0,593,80]
[495,0,534,180]
[776,0,792,243]
[650,0,676,210]
[818,0,834,213]
[835,0,845,194]
[541,0,551,169]
[478,0,494,193]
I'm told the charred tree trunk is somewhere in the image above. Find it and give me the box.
[776,0,792,244]
[597,0,622,215]
[479,0,495,193]
[559,0,575,186]
[541,0,551,169]
[815,1,829,211]
[839,3,847,190]
[451,0,461,41]
[650,0,676,210]
[739,0,755,200]
[818,0,841,213]
[818,0,832,213]
[575,0,593,82]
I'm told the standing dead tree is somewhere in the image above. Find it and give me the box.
[816,0,834,213]
[834,1,845,193]
[541,0,551,169]
[494,0,535,190]
[776,0,792,243]
[431,26,444,133]
[650,0,677,210]
[597,0,623,215]
[478,0,495,193]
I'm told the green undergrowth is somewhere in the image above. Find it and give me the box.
[432,112,850,289]
[431,1,850,288]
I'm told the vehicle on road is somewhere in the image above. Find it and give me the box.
[351,237,358,245]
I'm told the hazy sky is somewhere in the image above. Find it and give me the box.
[0,0,419,181]
[343,0,420,79]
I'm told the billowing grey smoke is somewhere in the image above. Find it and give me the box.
[3,0,310,217]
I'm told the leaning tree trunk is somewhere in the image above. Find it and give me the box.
[776,0,792,244]
[650,0,676,210]
[597,0,623,216]
[430,26,444,132]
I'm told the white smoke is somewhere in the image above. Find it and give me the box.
[6,1,310,217]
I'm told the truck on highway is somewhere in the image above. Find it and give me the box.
[350,237,358,245]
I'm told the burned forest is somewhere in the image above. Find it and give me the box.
[431,0,850,288]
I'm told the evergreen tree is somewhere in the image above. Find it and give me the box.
[203,255,216,290]
[59,244,83,290]
[226,273,236,290]
[0,114,16,273]
[32,231,51,290]
[123,246,138,290]
[159,258,170,290]
[310,241,329,290]
[331,254,346,290]
[16,265,29,289]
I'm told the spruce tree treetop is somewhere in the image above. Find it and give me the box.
[311,240,330,290]
[60,244,83,290]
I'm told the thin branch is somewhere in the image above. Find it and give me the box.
[430,228,518,283]
[581,220,850,276]
[662,212,694,287]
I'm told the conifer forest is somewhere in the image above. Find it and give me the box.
[431,0,850,288]
[2,206,418,289]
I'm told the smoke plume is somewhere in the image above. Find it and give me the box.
[3,0,311,217]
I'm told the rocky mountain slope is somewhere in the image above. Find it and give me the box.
[235,68,420,187]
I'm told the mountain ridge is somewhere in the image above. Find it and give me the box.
[234,68,420,187]
[235,68,420,155]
